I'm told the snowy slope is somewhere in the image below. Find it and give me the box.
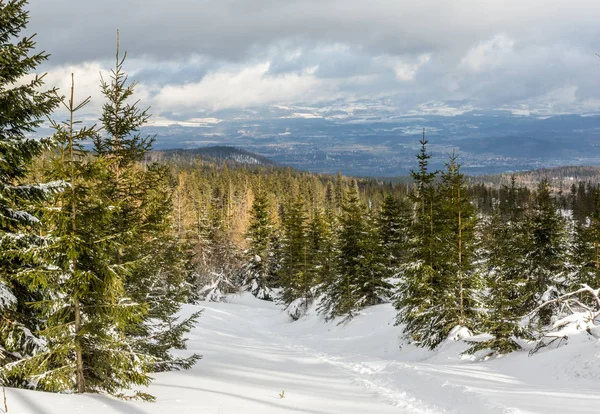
[8,293,600,414]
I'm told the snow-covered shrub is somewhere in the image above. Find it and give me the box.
[530,284,600,354]
[286,298,310,321]
[199,272,240,302]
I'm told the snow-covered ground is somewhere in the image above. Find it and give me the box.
[9,293,600,413]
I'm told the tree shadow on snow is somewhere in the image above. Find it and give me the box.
[153,382,329,414]
[11,391,53,414]
[87,394,151,414]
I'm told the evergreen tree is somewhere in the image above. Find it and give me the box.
[571,187,600,290]
[6,76,154,398]
[359,207,392,305]
[93,31,154,175]
[321,184,391,320]
[308,205,336,288]
[469,177,532,354]
[395,132,444,349]
[244,189,275,300]
[93,34,198,373]
[194,178,243,302]
[124,164,202,371]
[437,153,479,333]
[312,200,340,318]
[0,0,61,367]
[524,179,567,326]
[278,197,311,307]
[377,193,409,274]
[334,171,345,215]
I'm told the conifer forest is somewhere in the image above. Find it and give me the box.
[3,0,600,412]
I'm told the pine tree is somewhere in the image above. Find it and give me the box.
[437,152,479,333]
[244,189,275,300]
[572,188,600,290]
[194,176,243,302]
[124,164,202,371]
[377,193,409,274]
[5,75,154,398]
[468,177,532,354]
[0,0,61,368]
[308,205,336,287]
[395,132,443,349]
[93,33,198,373]
[278,196,311,307]
[524,179,566,326]
[321,183,391,320]
[93,30,154,175]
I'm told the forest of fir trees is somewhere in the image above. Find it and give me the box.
[172,131,600,357]
[3,0,600,402]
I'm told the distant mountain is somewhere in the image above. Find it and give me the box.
[470,165,600,189]
[142,99,600,176]
[148,146,277,166]
[149,145,600,192]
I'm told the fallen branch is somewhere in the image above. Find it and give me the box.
[529,284,600,322]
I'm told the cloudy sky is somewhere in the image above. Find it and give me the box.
[26,0,600,123]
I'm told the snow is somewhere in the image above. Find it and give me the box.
[0,283,17,310]
[285,297,309,321]
[8,293,600,413]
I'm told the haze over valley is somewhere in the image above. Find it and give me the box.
[145,102,600,176]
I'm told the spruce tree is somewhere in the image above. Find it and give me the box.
[93,31,154,174]
[0,0,61,367]
[244,189,275,300]
[308,205,336,288]
[6,76,154,398]
[124,164,202,371]
[469,177,532,354]
[571,188,600,290]
[437,153,479,333]
[359,207,392,306]
[321,183,390,320]
[93,33,198,373]
[524,179,566,326]
[395,132,443,349]
[334,171,345,215]
[194,176,243,302]
[377,193,410,274]
[320,186,363,320]
[278,196,311,307]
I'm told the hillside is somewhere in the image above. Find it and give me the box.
[10,294,600,414]
[469,165,600,189]
[147,147,600,192]
[143,110,600,177]
[147,146,277,166]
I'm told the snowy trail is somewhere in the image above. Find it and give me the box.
[8,296,406,414]
[9,293,600,413]
[272,302,600,414]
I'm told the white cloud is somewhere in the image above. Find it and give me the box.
[42,62,107,118]
[27,19,600,122]
[281,113,323,119]
[460,34,515,73]
[153,62,334,111]
[407,101,476,117]
[148,117,223,127]
[393,54,431,81]
[501,86,600,116]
